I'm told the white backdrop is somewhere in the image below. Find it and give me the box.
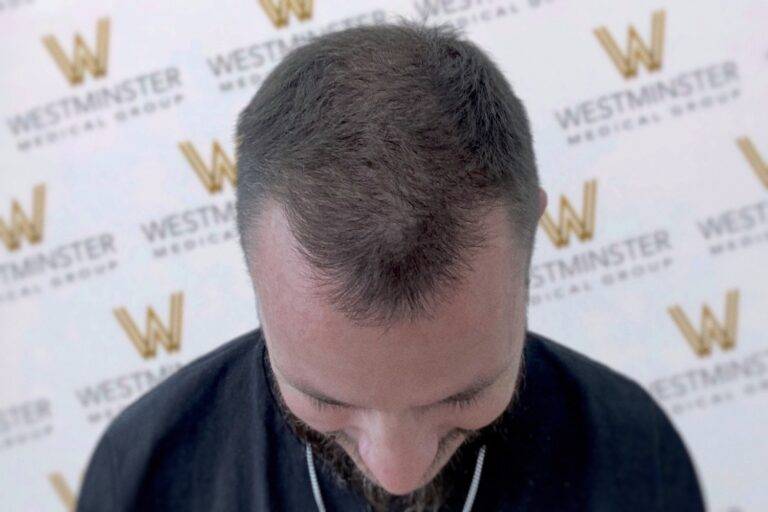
[1,0,766,510]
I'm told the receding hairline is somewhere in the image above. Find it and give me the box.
[246,196,528,329]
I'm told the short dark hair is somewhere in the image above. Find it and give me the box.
[235,21,539,326]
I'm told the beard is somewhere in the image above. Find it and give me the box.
[263,349,521,512]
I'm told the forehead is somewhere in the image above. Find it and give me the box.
[251,203,525,409]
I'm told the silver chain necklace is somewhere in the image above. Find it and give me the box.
[306,444,487,512]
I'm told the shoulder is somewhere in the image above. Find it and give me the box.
[86,327,268,468]
[77,327,270,511]
[520,330,686,460]
[524,330,653,406]
[106,327,265,441]
[521,331,705,510]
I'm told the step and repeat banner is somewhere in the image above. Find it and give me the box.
[1,0,766,510]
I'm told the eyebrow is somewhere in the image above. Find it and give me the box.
[276,357,513,411]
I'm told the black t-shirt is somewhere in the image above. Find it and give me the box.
[76,327,705,511]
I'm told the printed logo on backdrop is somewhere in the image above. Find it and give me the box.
[42,17,109,86]
[0,183,45,252]
[0,185,119,305]
[206,2,387,93]
[649,290,768,416]
[0,0,34,13]
[48,472,76,511]
[414,0,559,31]
[0,399,53,452]
[530,179,674,307]
[6,17,184,152]
[739,136,768,188]
[179,140,237,194]
[593,10,664,80]
[74,293,185,425]
[139,141,237,260]
[695,137,768,258]
[556,10,741,146]
[260,0,313,28]
[538,179,597,248]
[114,291,184,359]
[669,290,738,357]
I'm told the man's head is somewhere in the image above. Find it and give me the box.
[235,21,545,510]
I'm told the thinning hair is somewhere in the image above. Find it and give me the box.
[235,21,540,326]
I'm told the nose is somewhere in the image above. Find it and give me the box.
[356,413,439,496]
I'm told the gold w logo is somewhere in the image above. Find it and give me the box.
[668,290,739,357]
[113,292,184,359]
[178,140,237,194]
[0,184,46,252]
[736,136,768,189]
[540,180,597,248]
[48,472,76,511]
[259,0,313,28]
[42,17,110,86]
[594,10,665,79]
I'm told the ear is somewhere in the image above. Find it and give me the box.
[537,187,548,220]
